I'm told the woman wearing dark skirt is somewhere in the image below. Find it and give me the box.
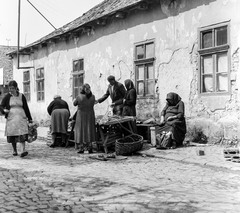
[73,83,96,154]
[122,79,137,117]
[157,92,186,148]
[0,80,32,157]
[47,95,70,147]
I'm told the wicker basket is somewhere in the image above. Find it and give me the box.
[115,134,143,156]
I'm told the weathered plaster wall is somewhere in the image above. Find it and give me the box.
[12,0,240,140]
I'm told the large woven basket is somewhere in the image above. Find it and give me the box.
[115,134,143,156]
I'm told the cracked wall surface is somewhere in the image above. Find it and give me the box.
[11,0,240,140]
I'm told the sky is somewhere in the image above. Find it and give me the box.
[0,0,103,47]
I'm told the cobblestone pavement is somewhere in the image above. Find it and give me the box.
[0,139,240,213]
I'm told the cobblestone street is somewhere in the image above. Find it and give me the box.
[0,138,240,213]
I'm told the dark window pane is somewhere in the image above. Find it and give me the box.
[73,76,78,86]
[136,45,144,59]
[73,60,80,71]
[79,59,84,70]
[23,71,29,81]
[146,43,154,58]
[202,31,212,49]
[40,69,44,78]
[216,26,227,46]
[42,80,44,90]
[73,59,84,72]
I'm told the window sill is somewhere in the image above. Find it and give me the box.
[199,91,230,97]
[137,95,155,99]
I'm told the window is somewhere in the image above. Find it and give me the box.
[23,71,30,101]
[36,68,44,101]
[134,40,155,97]
[72,59,84,99]
[198,22,230,94]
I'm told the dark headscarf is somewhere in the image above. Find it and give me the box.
[124,79,134,90]
[166,92,181,106]
[81,83,92,99]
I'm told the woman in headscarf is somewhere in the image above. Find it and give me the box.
[122,79,137,116]
[0,80,32,157]
[157,92,186,148]
[73,83,96,154]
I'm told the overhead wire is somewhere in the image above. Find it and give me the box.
[26,0,57,30]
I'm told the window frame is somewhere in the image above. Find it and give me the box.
[134,39,155,98]
[23,70,30,101]
[198,21,230,96]
[36,67,45,102]
[72,58,84,99]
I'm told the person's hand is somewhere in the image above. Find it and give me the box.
[94,100,99,104]
[3,109,9,114]
[123,99,126,104]
[160,116,164,124]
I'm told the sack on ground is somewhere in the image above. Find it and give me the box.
[156,132,172,149]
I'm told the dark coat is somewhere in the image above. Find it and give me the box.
[122,79,137,116]
[158,92,186,146]
[0,93,32,121]
[47,99,70,116]
[98,81,126,106]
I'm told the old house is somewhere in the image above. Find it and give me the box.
[0,45,17,100]
[7,0,240,141]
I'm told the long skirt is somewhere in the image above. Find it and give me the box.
[51,109,70,134]
[74,109,96,150]
[156,120,186,146]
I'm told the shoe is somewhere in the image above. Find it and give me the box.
[20,151,28,158]
[88,149,93,154]
[77,150,84,154]
[13,152,18,156]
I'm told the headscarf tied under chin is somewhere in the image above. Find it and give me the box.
[124,79,134,90]
[166,92,181,106]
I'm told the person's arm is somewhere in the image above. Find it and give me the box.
[47,101,54,115]
[167,101,185,121]
[124,89,136,106]
[97,87,110,103]
[176,101,185,119]
[0,93,11,117]
[22,94,32,122]
[73,97,79,106]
